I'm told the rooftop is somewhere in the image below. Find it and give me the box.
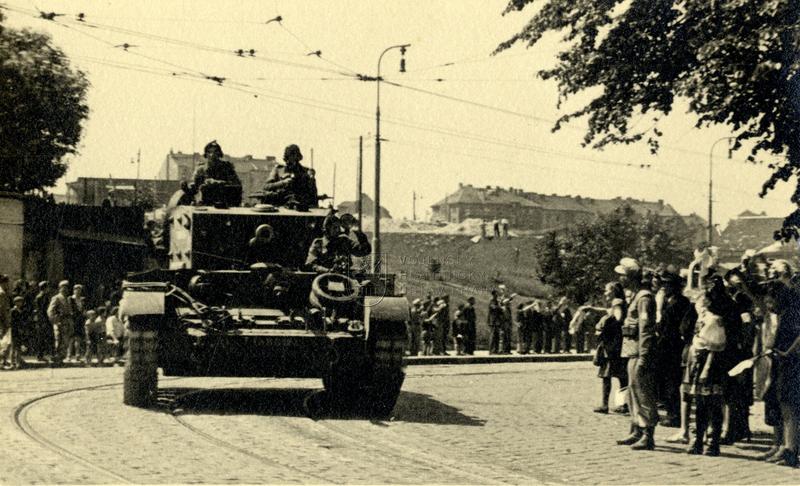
[431,184,680,217]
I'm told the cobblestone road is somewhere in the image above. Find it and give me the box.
[0,362,797,484]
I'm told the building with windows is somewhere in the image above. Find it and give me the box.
[66,177,181,207]
[430,183,682,232]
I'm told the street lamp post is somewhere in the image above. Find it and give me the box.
[708,136,734,246]
[372,44,409,274]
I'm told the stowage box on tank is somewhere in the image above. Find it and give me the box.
[120,203,408,418]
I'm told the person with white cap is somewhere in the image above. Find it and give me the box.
[47,280,74,365]
[407,299,423,356]
[614,257,659,451]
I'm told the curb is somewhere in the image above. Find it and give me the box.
[404,353,593,366]
[10,353,594,371]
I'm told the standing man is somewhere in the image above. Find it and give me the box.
[440,295,451,355]
[656,271,696,428]
[47,280,74,365]
[33,281,53,362]
[554,297,572,353]
[463,297,477,355]
[68,284,86,363]
[615,257,659,450]
[499,286,514,354]
[488,290,503,354]
[516,301,533,354]
[407,299,422,357]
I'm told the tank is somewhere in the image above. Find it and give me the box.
[120,202,408,418]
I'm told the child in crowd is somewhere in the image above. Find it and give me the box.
[105,306,125,364]
[84,309,105,366]
[421,306,437,356]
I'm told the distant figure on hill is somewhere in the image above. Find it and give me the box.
[492,219,500,239]
[501,218,509,238]
[480,220,487,239]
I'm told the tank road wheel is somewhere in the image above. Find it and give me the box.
[123,317,159,408]
[360,297,409,419]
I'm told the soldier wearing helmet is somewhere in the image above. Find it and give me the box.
[262,144,318,209]
[187,140,242,206]
[305,212,370,273]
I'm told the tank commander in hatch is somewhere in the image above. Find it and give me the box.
[184,140,242,207]
[306,212,371,273]
[261,144,318,209]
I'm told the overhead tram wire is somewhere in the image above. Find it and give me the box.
[3,4,782,201]
[275,18,361,77]
[381,78,773,167]
[3,1,770,167]
[1,3,357,79]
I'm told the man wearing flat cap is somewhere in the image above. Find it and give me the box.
[615,257,660,450]
[47,280,74,364]
[407,299,423,356]
[262,144,318,209]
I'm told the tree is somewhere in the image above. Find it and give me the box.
[497,0,800,240]
[534,205,695,303]
[0,14,89,193]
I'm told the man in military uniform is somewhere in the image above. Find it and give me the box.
[306,212,371,273]
[615,257,659,450]
[187,140,242,206]
[262,144,318,208]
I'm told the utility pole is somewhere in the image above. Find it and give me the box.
[412,191,417,221]
[707,137,734,246]
[134,149,141,205]
[332,161,336,205]
[357,135,363,231]
[372,43,409,274]
[310,147,314,169]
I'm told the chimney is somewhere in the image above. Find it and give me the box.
[658,199,664,206]
[458,182,463,188]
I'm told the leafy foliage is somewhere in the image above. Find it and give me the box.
[497,0,800,239]
[0,15,89,193]
[534,205,695,303]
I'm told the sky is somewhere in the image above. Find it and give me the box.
[2,0,796,228]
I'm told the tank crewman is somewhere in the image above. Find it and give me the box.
[187,140,242,206]
[305,213,371,273]
[262,144,318,208]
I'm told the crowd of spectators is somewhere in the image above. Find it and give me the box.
[584,252,800,467]
[406,286,592,357]
[0,277,126,369]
